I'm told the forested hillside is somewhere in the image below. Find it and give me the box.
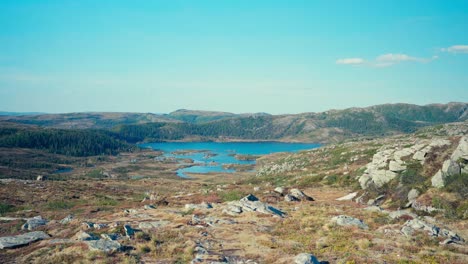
[0,125,131,156]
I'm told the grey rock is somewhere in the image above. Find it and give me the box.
[294,253,320,264]
[372,170,398,188]
[331,215,368,229]
[336,192,358,201]
[411,201,443,213]
[85,240,122,252]
[144,204,156,210]
[432,159,462,188]
[101,233,122,241]
[389,160,406,172]
[76,231,99,241]
[225,194,285,217]
[138,220,170,229]
[407,189,420,203]
[364,206,384,212]
[22,216,48,231]
[124,224,137,238]
[47,238,76,245]
[289,189,314,201]
[402,219,439,237]
[60,214,74,224]
[185,202,213,211]
[451,136,468,161]
[274,187,284,195]
[36,175,46,181]
[222,205,243,216]
[0,231,50,249]
[93,223,108,230]
[285,194,300,202]
[388,210,417,220]
[82,221,95,229]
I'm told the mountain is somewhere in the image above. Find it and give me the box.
[166,109,271,124]
[1,102,467,143]
[113,102,468,143]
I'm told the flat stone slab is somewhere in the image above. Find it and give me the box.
[0,231,50,249]
[138,220,170,229]
[336,192,358,201]
[85,240,122,252]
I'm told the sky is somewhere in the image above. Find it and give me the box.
[1,0,468,115]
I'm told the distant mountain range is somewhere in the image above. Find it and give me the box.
[1,102,467,143]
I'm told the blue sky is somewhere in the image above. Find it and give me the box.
[1,0,467,114]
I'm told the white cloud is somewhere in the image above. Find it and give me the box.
[442,45,468,54]
[338,53,436,68]
[336,58,365,65]
[376,53,421,62]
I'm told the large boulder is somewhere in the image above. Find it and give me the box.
[0,231,50,249]
[452,136,468,161]
[431,159,462,188]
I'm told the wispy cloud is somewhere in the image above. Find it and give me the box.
[337,53,437,68]
[441,45,468,54]
[336,58,365,65]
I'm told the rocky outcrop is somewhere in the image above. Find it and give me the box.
[331,215,368,229]
[0,231,50,249]
[223,194,285,217]
[401,218,464,245]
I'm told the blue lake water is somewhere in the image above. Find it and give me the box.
[140,142,320,178]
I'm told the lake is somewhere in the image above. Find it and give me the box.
[140,142,320,178]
